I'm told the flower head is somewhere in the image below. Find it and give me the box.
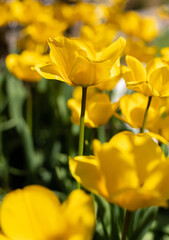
[34,36,126,87]
[0,185,95,240]
[6,50,48,82]
[68,87,119,128]
[70,131,169,211]
[123,56,169,97]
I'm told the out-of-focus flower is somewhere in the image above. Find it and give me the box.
[53,2,107,26]
[6,51,48,82]
[123,56,169,97]
[119,92,162,129]
[10,0,42,25]
[124,38,157,63]
[120,11,158,42]
[23,20,67,44]
[117,92,169,143]
[0,2,13,27]
[157,4,169,20]
[0,185,95,240]
[17,36,48,54]
[161,47,169,64]
[34,36,126,87]
[80,24,117,52]
[73,2,108,25]
[70,131,169,211]
[68,87,119,128]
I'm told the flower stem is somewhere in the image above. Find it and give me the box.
[141,96,152,133]
[26,85,33,134]
[121,210,131,240]
[77,87,87,188]
[78,87,87,156]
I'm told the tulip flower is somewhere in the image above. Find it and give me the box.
[124,38,157,63]
[6,50,48,82]
[23,20,67,44]
[68,87,119,128]
[0,2,12,27]
[0,185,95,240]
[80,24,117,52]
[123,56,169,97]
[34,36,126,87]
[70,131,169,211]
[120,11,158,41]
[119,92,162,129]
[160,47,169,64]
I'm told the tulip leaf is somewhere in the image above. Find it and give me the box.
[6,76,38,179]
[6,75,27,120]
[128,207,158,240]
[95,196,122,240]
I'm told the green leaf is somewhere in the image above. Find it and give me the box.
[129,207,158,240]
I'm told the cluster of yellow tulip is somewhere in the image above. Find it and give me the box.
[0,0,169,239]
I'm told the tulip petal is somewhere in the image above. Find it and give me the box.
[34,62,72,85]
[69,156,108,198]
[62,189,95,240]
[48,37,95,75]
[0,185,64,240]
[149,67,169,97]
[97,37,126,62]
[125,55,147,84]
[143,158,169,199]
[112,188,166,211]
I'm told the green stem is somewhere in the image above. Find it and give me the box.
[77,87,87,189]
[121,210,132,240]
[141,96,152,133]
[26,85,33,134]
[78,87,87,156]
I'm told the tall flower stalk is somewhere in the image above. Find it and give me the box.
[77,87,87,188]
[141,96,152,133]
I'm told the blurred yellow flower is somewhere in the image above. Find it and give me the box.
[0,2,12,27]
[6,51,48,82]
[124,38,157,63]
[34,36,126,87]
[123,56,169,97]
[0,185,95,240]
[161,47,169,64]
[120,11,158,42]
[68,87,119,128]
[70,131,169,211]
[119,92,162,129]
[23,20,67,44]
[80,24,117,52]
[53,2,107,26]
[117,92,169,143]
[10,0,43,25]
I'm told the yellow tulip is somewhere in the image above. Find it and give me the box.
[80,24,117,52]
[160,47,169,64]
[117,92,169,143]
[124,38,157,63]
[119,92,162,129]
[0,185,95,240]
[0,2,12,27]
[23,20,67,44]
[70,131,169,211]
[120,11,158,41]
[10,0,42,25]
[68,87,119,128]
[6,51,48,82]
[34,36,126,87]
[123,56,169,97]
